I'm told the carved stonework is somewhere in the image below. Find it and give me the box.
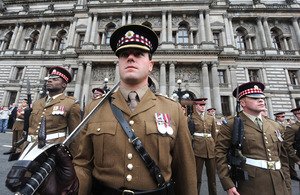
[175,65,200,83]
[92,64,115,82]
[133,16,161,27]
[99,18,122,28]
[149,65,159,82]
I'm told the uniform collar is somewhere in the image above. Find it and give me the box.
[243,111,262,123]
[120,85,148,102]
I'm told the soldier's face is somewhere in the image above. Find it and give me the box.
[296,113,300,121]
[240,97,265,116]
[118,49,153,88]
[196,104,206,113]
[276,116,285,122]
[46,77,67,92]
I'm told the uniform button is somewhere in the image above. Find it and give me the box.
[268,153,271,156]
[267,149,270,152]
[127,164,133,170]
[264,133,266,135]
[269,158,272,161]
[264,136,267,139]
[36,130,38,132]
[132,129,134,132]
[38,122,41,125]
[41,116,43,117]
[42,112,45,114]
[129,120,134,125]
[128,153,133,159]
[97,128,101,132]
[266,141,268,144]
[44,109,46,111]
[126,175,132,182]
[37,126,40,129]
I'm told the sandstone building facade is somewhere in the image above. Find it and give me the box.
[0,0,300,120]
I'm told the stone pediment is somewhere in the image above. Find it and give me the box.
[211,21,224,27]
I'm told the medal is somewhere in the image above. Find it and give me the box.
[275,129,283,142]
[155,113,167,134]
[163,113,173,135]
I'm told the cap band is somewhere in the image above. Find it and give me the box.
[293,110,300,114]
[50,71,69,83]
[117,31,153,51]
[238,88,263,99]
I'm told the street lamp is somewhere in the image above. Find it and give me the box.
[172,79,189,105]
[39,76,49,98]
[103,77,110,93]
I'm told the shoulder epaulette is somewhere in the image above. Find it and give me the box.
[155,94,176,102]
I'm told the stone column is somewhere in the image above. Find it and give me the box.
[0,40,5,51]
[90,13,98,44]
[161,10,167,43]
[223,14,232,45]
[221,29,227,46]
[256,17,268,49]
[288,37,295,50]
[284,68,293,91]
[114,61,120,84]
[36,23,46,49]
[228,16,236,47]
[205,10,213,42]
[211,62,222,116]
[229,65,237,89]
[244,68,250,82]
[282,37,289,50]
[127,12,132,24]
[190,31,194,44]
[13,23,24,50]
[25,39,30,50]
[74,62,84,100]
[169,62,176,96]
[122,12,126,25]
[199,10,205,42]
[83,14,92,44]
[202,62,212,108]
[266,97,274,120]
[159,61,167,95]
[41,22,51,49]
[167,11,172,42]
[9,25,19,49]
[261,68,269,90]
[292,17,300,48]
[82,62,92,105]
[52,39,57,50]
[262,17,273,49]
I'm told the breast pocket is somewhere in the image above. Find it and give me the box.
[86,122,117,168]
[145,122,175,167]
[243,134,256,155]
[270,133,281,155]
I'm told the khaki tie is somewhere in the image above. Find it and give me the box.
[128,91,138,112]
[255,118,262,130]
[45,97,53,105]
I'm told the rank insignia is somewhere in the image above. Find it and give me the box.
[52,106,65,115]
[155,113,173,135]
[222,118,228,124]
[74,99,79,104]
[275,129,283,142]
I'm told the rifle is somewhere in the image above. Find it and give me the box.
[6,81,120,195]
[81,95,85,121]
[227,84,248,188]
[293,127,300,158]
[9,78,33,161]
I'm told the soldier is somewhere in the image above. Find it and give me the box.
[207,107,223,133]
[274,112,288,129]
[284,108,300,181]
[216,81,291,195]
[207,107,216,118]
[191,98,217,195]
[3,99,28,155]
[91,88,105,100]
[22,66,81,157]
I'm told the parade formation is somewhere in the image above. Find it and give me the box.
[2,24,300,195]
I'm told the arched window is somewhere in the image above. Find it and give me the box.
[4,31,13,50]
[30,31,39,50]
[271,29,282,50]
[57,30,67,50]
[236,29,247,50]
[106,25,116,44]
[178,23,189,44]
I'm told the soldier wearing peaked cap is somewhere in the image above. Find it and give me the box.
[36,24,197,195]
[189,98,217,195]
[284,107,300,182]
[216,81,291,195]
[22,66,81,157]
[92,88,105,100]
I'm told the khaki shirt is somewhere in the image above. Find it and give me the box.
[216,112,291,195]
[74,88,197,195]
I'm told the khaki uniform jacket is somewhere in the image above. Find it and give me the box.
[284,121,300,163]
[27,94,81,156]
[191,112,216,159]
[216,112,291,195]
[74,89,197,195]
[12,108,25,131]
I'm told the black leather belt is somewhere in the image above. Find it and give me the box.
[92,179,175,195]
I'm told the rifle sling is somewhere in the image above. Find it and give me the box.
[110,98,166,187]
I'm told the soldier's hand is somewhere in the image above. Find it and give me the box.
[37,146,78,195]
[297,161,300,165]
[227,187,240,195]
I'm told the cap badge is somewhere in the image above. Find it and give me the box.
[52,69,56,73]
[125,31,135,39]
[254,85,258,89]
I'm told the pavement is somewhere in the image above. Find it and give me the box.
[0,129,299,194]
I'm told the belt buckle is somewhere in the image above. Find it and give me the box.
[267,161,275,170]
[204,133,208,138]
[31,135,38,142]
[122,190,134,195]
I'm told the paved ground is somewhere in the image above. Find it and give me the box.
[0,130,299,194]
